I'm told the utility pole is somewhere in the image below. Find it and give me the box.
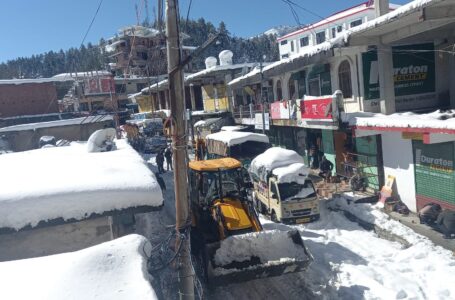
[166,0,195,299]
[260,55,266,134]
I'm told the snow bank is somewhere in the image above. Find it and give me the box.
[0,139,163,230]
[193,120,206,128]
[250,147,304,182]
[214,230,307,266]
[342,110,455,131]
[220,126,247,131]
[0,116,113,132]
[205,131,269,146]
[272,163,309,184]
[0,234,158,300]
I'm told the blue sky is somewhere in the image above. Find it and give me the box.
[0,0,410,63]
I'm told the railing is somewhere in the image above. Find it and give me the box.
[233,103,269,119]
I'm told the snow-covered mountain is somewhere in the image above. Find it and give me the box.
[261,25,303,38]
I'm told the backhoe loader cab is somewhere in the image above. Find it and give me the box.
[188,158,312,286]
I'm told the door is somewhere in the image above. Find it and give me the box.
[334,131,348,176]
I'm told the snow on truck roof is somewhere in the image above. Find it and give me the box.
[205,131,270,146]
[272,163,309,184]
[0,234,158,300]
[249,147,305,182]
[0,139,163,231]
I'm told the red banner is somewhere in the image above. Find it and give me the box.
[300,97,332,120]
[270,102,281,119]
[84,77,115,95]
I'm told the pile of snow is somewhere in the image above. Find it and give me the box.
[87,128,117,153]
[342,109,455,131]
[0,139,163,231]
[214,230,307,266]
[193,120,207,128]
[206,131,269,146]
[272,162,309,184]
[0,234,158,300]
[249,147,304,182]
[298,200,455,300]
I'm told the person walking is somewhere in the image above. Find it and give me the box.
[156,150,165,174]
[319,155,334,182]
[164,145,173,171]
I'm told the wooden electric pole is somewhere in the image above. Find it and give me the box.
[166,0,195,299]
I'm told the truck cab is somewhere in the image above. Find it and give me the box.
[254,176,319,224]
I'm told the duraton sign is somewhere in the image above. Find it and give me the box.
[362,43,436,111]
[413,141,455,208]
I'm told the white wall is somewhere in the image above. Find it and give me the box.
[381,132,417,212]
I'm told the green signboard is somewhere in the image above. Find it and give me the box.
[413,141,455,205]
[362,43,435,100]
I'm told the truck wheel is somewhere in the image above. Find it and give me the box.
[271,211,278,223]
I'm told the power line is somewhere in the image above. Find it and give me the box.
[81,0,104,46]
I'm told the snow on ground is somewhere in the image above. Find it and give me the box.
[0,234,158,300]
[295,199,454,299]
[0,139,163,230]
[205,131,269,146]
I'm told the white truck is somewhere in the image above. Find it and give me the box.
[249,147,320,224]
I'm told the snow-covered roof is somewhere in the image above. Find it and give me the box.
[206,131,269,147]
[221,126,248,131]
[52,71,111,79]
[0,77,74,85]
[185,63,258,82]
[0,234,158,300]
[342,109,455,133]
[0,139,163,231]
[0,116,113,133]
[249,147,304,181]
[272,162,309,184]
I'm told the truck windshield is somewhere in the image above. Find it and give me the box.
[278,181,316,201]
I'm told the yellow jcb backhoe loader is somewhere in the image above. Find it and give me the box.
[188,157,312,286]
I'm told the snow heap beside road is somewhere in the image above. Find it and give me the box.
[272,162,309,184]
[0,234,158,300]
[0,139,163,231]
[214,230,307,266]
[250,147,304,182]
[205,131,269,146]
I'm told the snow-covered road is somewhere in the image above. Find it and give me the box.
[138,153,455,300]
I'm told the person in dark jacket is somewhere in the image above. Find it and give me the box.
[164,146,173,171]
[319,155,334,181]
[436,210,455,239]
[418,203,442,225]
[156,150,165,174]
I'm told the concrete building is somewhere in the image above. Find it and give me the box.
[277,1,398,60]
[104,25,196,77]
[228,0,455,213]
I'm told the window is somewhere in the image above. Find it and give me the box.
[115,84,126,94]
[350,19,362,28]
[276,80,283,100]
[280,40,288,45]
[316,31,326,44]
[291,41,294,52]
[331,28,336,38]
[300,36,309,47]
[308,77,321,96]
[337,25,343,33]
[338,60,353,98]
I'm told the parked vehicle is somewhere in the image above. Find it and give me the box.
[143,136,167,153]
[249,147,320,224]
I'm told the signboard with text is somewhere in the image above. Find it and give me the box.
[300,97,332,120]
[270,101,295,120]
[362,43,436,111]
[255,113,270,130]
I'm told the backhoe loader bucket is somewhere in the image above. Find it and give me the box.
[202,229,312,286]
